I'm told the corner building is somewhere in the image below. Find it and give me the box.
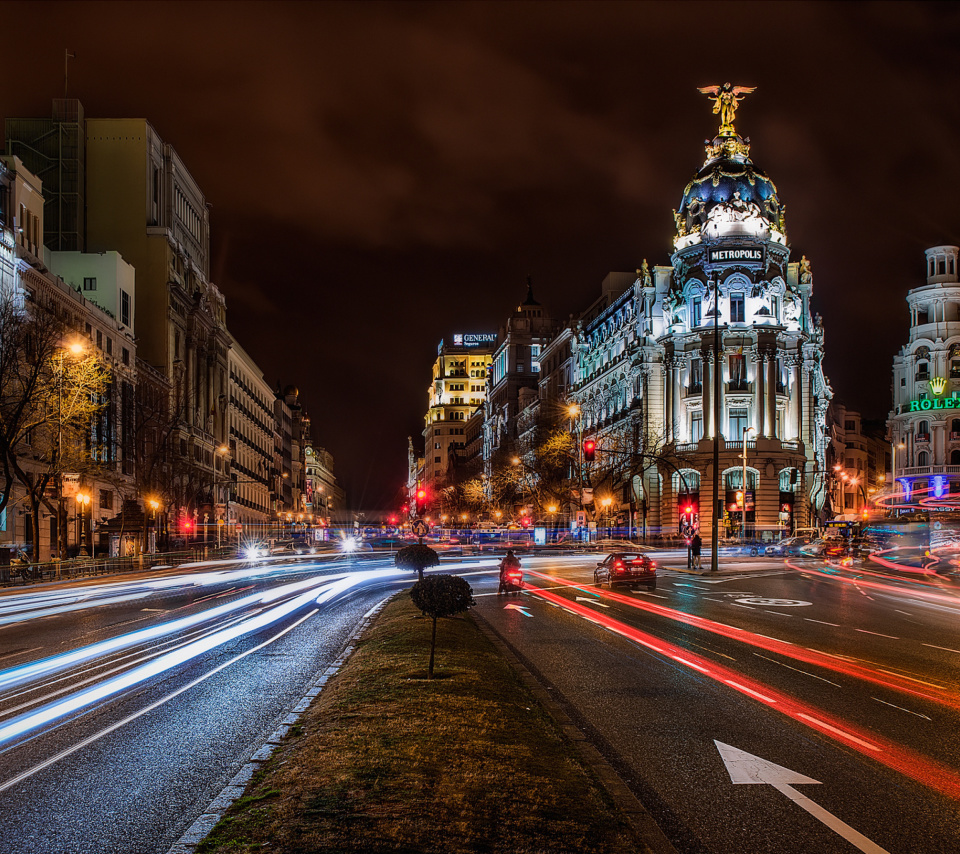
[888,246,960,503]
[568,102,830,540]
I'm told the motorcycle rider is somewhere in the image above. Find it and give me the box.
[498,549,521,594]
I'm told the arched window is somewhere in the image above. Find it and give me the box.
[953,418,960,433]
[951,450,960,465]
[918,420,929,434]
[918,451,930,466]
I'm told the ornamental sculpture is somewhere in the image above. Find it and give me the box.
[698,83,756,136]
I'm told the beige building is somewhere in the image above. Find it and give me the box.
[225,337,275,538]
[423,335,496,488]
[82,118,231,529]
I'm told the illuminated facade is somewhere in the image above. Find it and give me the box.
[888,246,960,503]
[423,335,496,487]
[548,89,831,539]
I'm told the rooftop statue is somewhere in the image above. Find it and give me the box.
[698,83,756,136]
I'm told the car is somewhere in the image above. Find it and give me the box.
[594,552,657,590]
[721,539,769,557]
[270,540,317,556]
[798,538,847,558]
[764,536,814,557]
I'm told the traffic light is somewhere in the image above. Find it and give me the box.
[583,438,596,462]
[416,487,427,515]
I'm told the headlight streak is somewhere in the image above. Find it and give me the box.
[524,583,960,801]
[0,606,322,795]
[526,569,960,715]
[0,572,355,694]
[0,605,266,721]
[0,567,411,749]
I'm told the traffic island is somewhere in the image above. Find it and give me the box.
[193,593,643,854]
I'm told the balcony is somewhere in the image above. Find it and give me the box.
[916,371,930,381]
[916,433,931,443]
[900,465,960,476]
[685,383,702,397]
[951,432,960,441]
[727,381,750,393]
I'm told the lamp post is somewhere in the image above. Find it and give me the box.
[75,490,91,557]
[55,341,86,570]
[601,496,613,538]
[568,403,583,536]
[146,498,160,554]
[741,426,756,541]
[892,441,905,503]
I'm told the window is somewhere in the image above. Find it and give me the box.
[729,354,746,386]
[729,407,748,439]
[690,297,701,328]
[691,411,703,442]
[99,490,114,510]
[96,330,102,349]
[918,451,929,466]
[690,358,702,390]
[122,347,130,366]
[83,277,97,291]
[844,421,855,431]
[771,296,780,321]
[120,290,131,327]
[952,450,960,465]
[918,420,929,434]
[106,338,112,355]
[730,293,745,323]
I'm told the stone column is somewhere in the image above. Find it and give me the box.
[703,354,713,438]
[671,360,681,443]
[766,354,778,439]
[716,350,726,438]
[789,359,801,442]
[665,365,674,443]
[754,352,766,437]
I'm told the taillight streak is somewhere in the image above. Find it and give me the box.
[529,569,960,714]
[525,584,960,800]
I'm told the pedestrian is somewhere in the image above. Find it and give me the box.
[691,533,702,569]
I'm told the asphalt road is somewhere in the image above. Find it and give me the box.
[477,552,960,854]
[0,554,410,854]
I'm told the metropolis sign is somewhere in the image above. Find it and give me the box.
[708,246,763,264]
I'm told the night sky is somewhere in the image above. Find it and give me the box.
[4,2,960,509]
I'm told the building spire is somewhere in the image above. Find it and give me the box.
[697,82,756,137]
[522,274,540,307]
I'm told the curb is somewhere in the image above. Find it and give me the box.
[472,612,678,854]
[165,595,394,854]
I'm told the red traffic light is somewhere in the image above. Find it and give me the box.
[416,488,426,501]
[583,439,596,462]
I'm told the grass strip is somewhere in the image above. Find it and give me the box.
[196,592,642,853]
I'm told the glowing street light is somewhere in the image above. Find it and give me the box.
[75,490,91,557]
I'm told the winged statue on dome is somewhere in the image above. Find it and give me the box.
[698,83,756,135]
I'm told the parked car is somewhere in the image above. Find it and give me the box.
[765,537,814,557]
[594,552,657,591]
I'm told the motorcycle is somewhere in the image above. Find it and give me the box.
[498,564,523,593]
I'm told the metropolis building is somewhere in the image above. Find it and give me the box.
[550,88,831,539]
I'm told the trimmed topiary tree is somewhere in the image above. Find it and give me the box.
[409,574,476,679]
[395,543,439,581]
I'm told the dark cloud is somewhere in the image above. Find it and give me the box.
[4,1,960,506]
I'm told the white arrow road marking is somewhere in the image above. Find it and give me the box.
[575,596,610,608]
[503,603,532,617]
[715,741,890,854]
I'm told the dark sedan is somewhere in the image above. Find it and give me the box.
[594,552,657,590]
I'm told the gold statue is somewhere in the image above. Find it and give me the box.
[698,83,756,135]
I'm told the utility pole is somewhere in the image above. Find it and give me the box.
[711,277,721,572]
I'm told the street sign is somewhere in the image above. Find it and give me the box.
[412,519,429,537]
[714,741,889,854]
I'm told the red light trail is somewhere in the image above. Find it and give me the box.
[523,581,960,801]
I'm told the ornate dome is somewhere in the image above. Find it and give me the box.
[674,134,784,244]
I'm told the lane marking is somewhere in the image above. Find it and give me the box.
[855,629,899,639]
[871,697,931,720]
[923,643,960,655]
[753,653,842,688]
[805,619,840,627]
[796,714,881,752]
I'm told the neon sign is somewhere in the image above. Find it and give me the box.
[931,377,947,395]
[908,398,960,411]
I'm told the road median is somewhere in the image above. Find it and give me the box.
[194,591,647,853]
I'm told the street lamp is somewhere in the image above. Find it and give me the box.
[146,498,160,553]
[600,496,613,538]
[741,426,756,541]
[55,340,87,568]
[75,490,91,557]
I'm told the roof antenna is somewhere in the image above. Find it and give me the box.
[64,49,76,99]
